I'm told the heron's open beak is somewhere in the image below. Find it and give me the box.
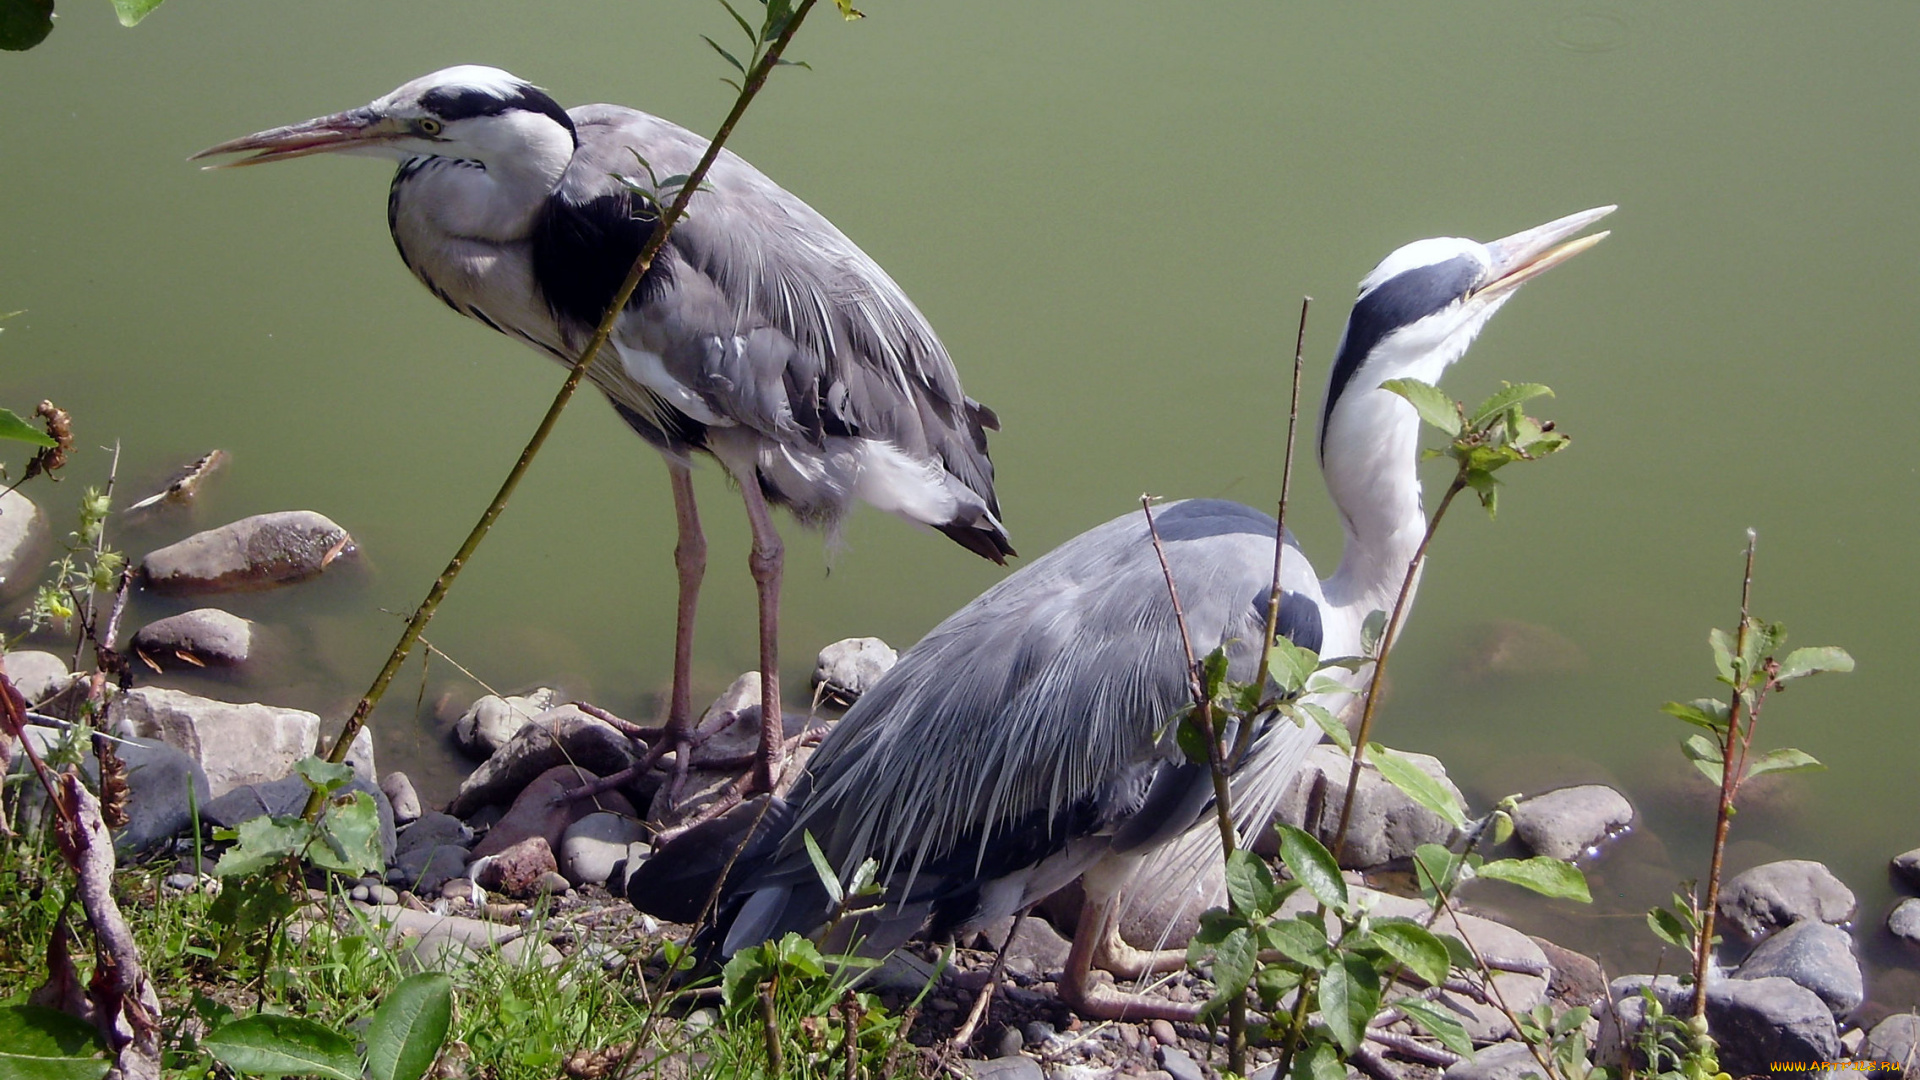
[1476,205,1616,299]
[192,108,400,168]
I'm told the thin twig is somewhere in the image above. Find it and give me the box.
[303,0,823,820]
[1243,297,1311,764]
[1692,528,1757,1022]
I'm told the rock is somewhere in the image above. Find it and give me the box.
[1,651,70,705]
[957,1059,1042,1080]
[1888,898,1920,945]
[141,510,356,594]
[1444,1041,1543,1080]
[107,686,318,797]
[1894,849,1920,892]
[811,637,897,706]
[559,811,649,887]
[1533,936,1607,1008]
[1600,974,1839,1075]
[12,727,210,854]
[533,870,572,895]
[1156,1046,1204,1080]
[447,705,640,817]
[499,936,565,970]
[0,489,50,602]
[976,915,1073,979]
[381,771,422,823]
[1454,618,1586,682]
[453,688,562,759]
[129,608,253,670]
[396,811,472,857]
[201,773,398,864]
[1510,784,1633,860]
[472,836,558,899]
[648,676,812,826]
[469,765,635,860]
[1148,1019,1177,1046]
[390,845,470,897]
[1862,1013,1920,1070]
[1733,919,1863,1018]
[345,727,376,784]
[1270,743,1465,869]
[1717,860,1857,947]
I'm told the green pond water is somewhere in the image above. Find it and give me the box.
[4,2,1917,1008]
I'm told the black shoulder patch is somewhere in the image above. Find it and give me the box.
[421,83,576,143]
[1253,587,1324,657]
[1319,254,1481,453]
[530,187,666,329]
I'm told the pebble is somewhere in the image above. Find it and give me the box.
[381,771,422,823]
[1148,1019,1177,1046]
[1509,783,1633,860]
[1716,859,1856,947]
[993,1026,1023,1059]
[559,811,649,887]
[957,1059,1042,1080]
[140,510,356,594]
[1155,1046,1204,1080]
[1862,1013,1920,1069]
[1020,1020,1055,1047]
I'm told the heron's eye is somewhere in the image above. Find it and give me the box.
[416,118,444,137]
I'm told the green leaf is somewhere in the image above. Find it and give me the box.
[1775,646,1854,682]
[1662,698,1731,734]
[0,0,52,52]
[1434,932,1476,970]
[0,1005,111,1080]
[1260,914,1333,970]
[1199,646,1230,700]
[108,0,164,26]
[1275,824,1346,908]
[1224,849,1280,916]
[1300,1042,1344,1080]
[1293,701,1351,753]
[832,0,864,18]
[1209,926,1257,1005]
[311,793,384,877]
[1476,856,1592,902]
[1745,747,1824,778]
[1469,382,1554,427]
[1368,920,1451,988]
[701,34,747,74]
[1360,610,1388,656]
[1394,997,1474,1055]
[1682,733,1725,785]
[1264,637,1317,695]
[1647,906,1691,950]
[201,1014,360,1080]
[215,815,313,878]
[1252,965,1302,1010]
[0,406,56,446]
[1381,378,1462,437]
[1412,843,1469,900]
[1709,627,1738,684]
[1368,744,1467,829]
[1175,712,1211,766]
[365,973,454,1080]
[1317,954,1380,1055]
[296,758,356,796]
[802,831,843,906]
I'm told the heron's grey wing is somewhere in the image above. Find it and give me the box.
[542,107,1004,531]
[787,499,1320,887]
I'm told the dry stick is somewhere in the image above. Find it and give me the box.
[1691,529,1758,1023]
[302,0,823,821]
[1139,496,1245,1076]
[1328,476,1467,865]
[1244,297,1311,762]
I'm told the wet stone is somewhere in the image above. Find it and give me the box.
[0,488,50,603]
[1887,898,1920,945]
[1,650,70,705]
[811,636,897,706]
[141,510,356,594]
[1892,848,1920,891]
[454,688,562,759]
[107,686,319,798]
[448,705,639,817]
[381,770,422,823]
[130,608,253,670]
[1717,859,1857,947]
[1510,783,1633,860]
[1862,1013,1920,1070]
[1732,919,1863,1018]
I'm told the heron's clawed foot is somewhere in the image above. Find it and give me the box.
[1056,969,1204,1024]
[1091,926,1189,979]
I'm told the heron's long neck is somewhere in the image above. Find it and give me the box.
[1319,374,1435,626]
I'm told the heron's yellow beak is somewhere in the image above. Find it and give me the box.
[1476,205,1616,299]
[192,108,403,168]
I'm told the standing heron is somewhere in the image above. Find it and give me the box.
[628,207,1614,1020]
[196,66,1012,796]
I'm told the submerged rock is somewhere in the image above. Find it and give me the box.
[1600,974,1839,1074]
[129,608,254,670]
[108,686,319,797]
[1511,783,1633,860]
[1732,919,1863,1018]
[1716,859,1857,947]
[141,510,355,594]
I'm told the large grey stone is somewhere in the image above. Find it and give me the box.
[956,1058,1042,1080]
[202,773,397,865]
[811,637,897,706]
[1270,743,1465,869]
[13,727,211,854]
[1894,848,1920,892]
[469,764,634,860]
[1863,1013,1920,1071]
[559,811,649,887]
[1600,974,1839,1075]
[141,510,355,594]
[1510,784,1633,861]
[1717,859,1857,947]
[107,686,318,797]
[1732,919,1862,1018]
[448,705,639,816]
[396,811,472,857]
[380,771,422,823]
[389,844,469,897]
[1888,898,1920,946]
[129,608,254,670]
[1,650,71,705]
[453,688,561,759]
[0,488,50,602]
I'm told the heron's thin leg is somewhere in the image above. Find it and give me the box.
[1059,888,1202,1023]
[654,461,707,804]
[737,475,785,796]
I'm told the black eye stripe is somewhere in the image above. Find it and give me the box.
[418,84,576,143]
[1318,254,1482,452]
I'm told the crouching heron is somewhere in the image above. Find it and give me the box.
[626,206,1614,1021]
[196,66,1012,798]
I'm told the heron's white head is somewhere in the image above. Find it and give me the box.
[1319,205,1615,453]
[193,65,576,179]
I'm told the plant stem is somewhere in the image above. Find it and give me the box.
[1330,476,1467,864]
[1691,529,1757,1021]
[1247,297,1311,744]
[302,0,822,820]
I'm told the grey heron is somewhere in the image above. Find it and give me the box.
[195,66,1012,797]
[627,206,1614,1020]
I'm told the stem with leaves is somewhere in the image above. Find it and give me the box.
[303,0,826,821]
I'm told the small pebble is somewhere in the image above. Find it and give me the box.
[440,877,475,901]
[351,885,370,902]
[374,885,400,906]
[163,873,197,892]
[1149,1019,1178,1046]
[930,997,959,1014]
[994,1026,1024,1059]
[1021,1020,1055,1046]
